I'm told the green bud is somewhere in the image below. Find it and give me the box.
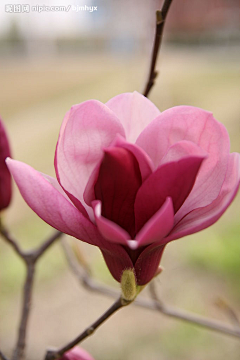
[121,269,137,302]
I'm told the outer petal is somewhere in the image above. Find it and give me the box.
[135,155,205,232]
[0,118,12,210]
[136,106,230,212]
[55,100,125,210]
[166,152,240,242]
[60,347,95,360]
[101,246,134,283]
[6,159,102,246]
[135,197,174,248]
[134,244,166,285]
[92,200,131,246]
[106,91,161,143]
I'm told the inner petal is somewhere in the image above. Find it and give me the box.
[134,155,205,233]
[94,147,142,238]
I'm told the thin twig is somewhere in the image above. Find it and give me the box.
[62,240,240,340]
[0,351,9,360]
[149,281,240,339]
[12,263,35,360]
[143,0,173,97]
[0,225,63,360]
[45,297,128,360]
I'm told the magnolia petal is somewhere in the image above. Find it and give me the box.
[0,119,12,210]
[135,197,174,247]
[160,140,207,165]
[92,200,131,245]
[55,100,125,209]
[60,347,95,360]
[84,135,153,206]
[106,91,161,143]
[110,134,153,180]
[166,152,240,242]
[135,155,205,232]
[6,159,101,246]
[134,244,166,285]
[101,246,134,283]
[136,106,230,212]
[94,147,142,238]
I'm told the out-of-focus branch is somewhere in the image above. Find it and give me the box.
[62,240,240,340]
[0,224,63,360]
[143,0,173,97]
[149,282,240,339]
[0,351,9,360]
[45,297,129,360]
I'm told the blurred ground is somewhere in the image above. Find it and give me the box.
[0,46,240,360]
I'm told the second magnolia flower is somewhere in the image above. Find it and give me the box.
[7,92,240,285]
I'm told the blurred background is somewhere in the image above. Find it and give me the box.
[0,0,240,359]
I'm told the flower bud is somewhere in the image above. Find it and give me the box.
[121,269,137,302]
[0,117,11,211]
[60,347,95,360]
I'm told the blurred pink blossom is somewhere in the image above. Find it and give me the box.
[0,117,12,211]
[7,92,240,285]
[60,347,95,360]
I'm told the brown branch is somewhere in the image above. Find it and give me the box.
[62,240,240,340]
[143,0,173,97]
[0,224,63,360]
[149,282,240,339]
[0,351,9,360]
[45,297,128,360]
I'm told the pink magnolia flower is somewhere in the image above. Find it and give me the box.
[59,347,95,360]
[7,92,240,285]
[0,117,12,211]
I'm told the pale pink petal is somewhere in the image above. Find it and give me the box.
[136,106,230,213]
[106,91,161,143]
[6,159,101,246]
[166,152,240,242]
[61,347,95,360]
[135,197,174,247]
[92,200,131,246]
[55,100,125,212]
[160,140,207,165]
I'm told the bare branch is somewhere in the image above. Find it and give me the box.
[0,351,10,360]
[143,0,173,97]
[62,240,240,340]
[45,297,129,360]
[149,281,240,339]
[0,225,63,360]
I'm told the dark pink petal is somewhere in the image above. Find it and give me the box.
[84,135,153,207]
[0,118,11,210]
[101,246,134,283]
[136,106,230,212]
[94,147,142,238]
[55,100,125,212]
[135,156,205,232]
[6,159,102,246]
[134,244,166,285]
[60,347,95,360]
[106,91,160,143]
[165,152,240,242]
[92,200,131,246]
[110,135,154,181]
[135,197,174,248]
